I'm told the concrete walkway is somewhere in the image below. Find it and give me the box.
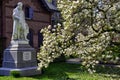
[66,58,120,68]
[66,58,81,64]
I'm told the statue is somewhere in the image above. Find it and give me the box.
[12,2,29,41]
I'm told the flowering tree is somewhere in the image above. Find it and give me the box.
[37,0,120,73]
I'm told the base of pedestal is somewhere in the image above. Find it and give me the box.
[0,41,41,76]
[0,66,41,76]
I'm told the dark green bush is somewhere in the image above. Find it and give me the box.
[53,54,66,62]
[10,70,21,77]
[101,44,120,64]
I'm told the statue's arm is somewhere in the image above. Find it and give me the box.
[23,11,26,20]
[12,9,20,20]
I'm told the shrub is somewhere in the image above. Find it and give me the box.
[10,70,21,77]
[101,44,120,64]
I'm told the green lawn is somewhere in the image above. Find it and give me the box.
[0,62,120,80]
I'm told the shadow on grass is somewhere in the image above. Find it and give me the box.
[95,64,120,79]
[31,62,82,80]
[28,62,120,80]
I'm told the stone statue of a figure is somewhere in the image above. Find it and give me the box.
[12,2,29,41]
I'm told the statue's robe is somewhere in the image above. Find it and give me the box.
[12,7,29,40]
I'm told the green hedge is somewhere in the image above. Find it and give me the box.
[101,44,120,64]
[10,70,21,77]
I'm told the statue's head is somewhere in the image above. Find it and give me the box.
[17,2,23,10]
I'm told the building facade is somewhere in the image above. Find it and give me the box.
[0,0,58,66]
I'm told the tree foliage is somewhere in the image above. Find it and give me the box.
[37,0,120,73]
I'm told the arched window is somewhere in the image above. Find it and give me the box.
[25,6,33,19]
[27,29,33,47]
[38,31,43,48]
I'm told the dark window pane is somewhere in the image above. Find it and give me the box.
[25,7,29,18]
[29,8,33,19]
[38,32,43,47]
[25,6,33,19]
[27,29,33,47]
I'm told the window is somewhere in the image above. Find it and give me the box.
[38,32,43,47]
[27,29,33,47]
[25,6,33,19]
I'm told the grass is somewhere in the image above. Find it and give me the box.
[0,62,120,80]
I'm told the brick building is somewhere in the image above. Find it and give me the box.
[0,0,58,65]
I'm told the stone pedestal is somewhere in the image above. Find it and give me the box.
[0,41,41,76]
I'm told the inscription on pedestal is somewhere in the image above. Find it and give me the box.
[23,52,31,61]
